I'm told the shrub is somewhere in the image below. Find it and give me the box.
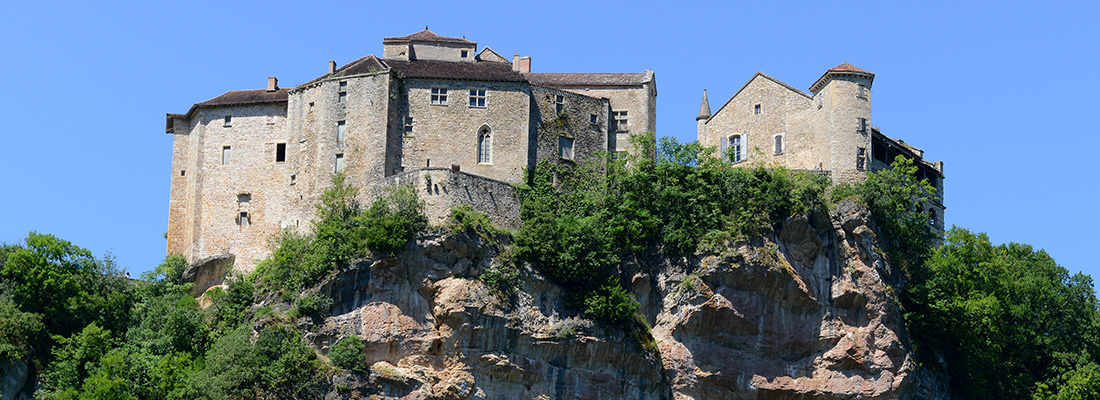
[360,185,427,255]
[450,204,508,245]
[582,282,639,325]
[329,336,365,371]
[291,291,333,320]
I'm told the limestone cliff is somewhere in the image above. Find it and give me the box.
[301,200,950,399]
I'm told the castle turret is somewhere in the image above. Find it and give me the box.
[697,89,711,139]
[809,63,874,177]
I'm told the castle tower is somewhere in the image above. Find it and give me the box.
[809,63,874,179]
[696,89,711,139]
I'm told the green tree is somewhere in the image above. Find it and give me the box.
[1,233,98,336]
[329,336,365,371]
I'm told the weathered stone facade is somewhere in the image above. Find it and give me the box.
[697,63,946,230]
[165,30,655,273]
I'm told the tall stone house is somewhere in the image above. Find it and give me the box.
[164,30,657,271]
[696,63,946,230]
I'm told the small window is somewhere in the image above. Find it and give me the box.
[222,146,231,165]
[774,134,784,155]
[469,89,487,108]
[403,117,413,135]
[308,102,315,113]
[478,127,492,164]
[856,147,867,170]
[858,118,868,133]
[223,115,232,127]
[460,50,469,58]
[238,211,250,227]
[338,81,347,103]
[180,170,186,176]
[237,193,251,204]
[558,136,574,160]
[337,120,346,143]
[590,114,597,124]
[275,143,286,162]
[858,84,868,99]
[555,95,565,113]
[928,208,937,226]
[754,104,761,114]
[431,87,448,105]
[612,110,628,132]
[334,153,344,173]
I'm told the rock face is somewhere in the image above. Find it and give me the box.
[182,254,234,297]
[307,201,949,399]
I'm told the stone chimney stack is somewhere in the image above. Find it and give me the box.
[329,60,337,74]
[267,76,278,91]
[519,56,531,73]
[512,54,520,72]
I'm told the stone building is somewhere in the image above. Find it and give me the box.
[164,29,657,272]
[697,63,945,229]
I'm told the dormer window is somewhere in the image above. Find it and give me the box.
[460,50,469,58]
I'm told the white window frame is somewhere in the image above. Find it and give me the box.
[431,87,448,105]
[612,110,628,132]
[478,127,492,164]
[468,88,487,108]
[720,133,747,163]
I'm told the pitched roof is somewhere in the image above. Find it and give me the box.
[524,72,651,87]
[810,62,874,93]
[166,88,289,132]
[383,29,475,46]
[386,59,526,82]
[475,46,509,63]
[707,72,811,123]
[297,55,388,89]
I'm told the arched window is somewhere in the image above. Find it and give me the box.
[478,127,491,164]
[720,133,746,163]
[773,134,784,155]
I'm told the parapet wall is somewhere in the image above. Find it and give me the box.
[383,168,521,230]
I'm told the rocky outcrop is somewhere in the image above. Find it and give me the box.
[304,200,949,399]
[182,254,234,297]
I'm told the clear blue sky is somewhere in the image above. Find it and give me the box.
[1,1,1097,281]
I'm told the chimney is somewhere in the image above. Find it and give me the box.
[512,53,520,72]
[328,60,336,74]
[267,76,278,91]
[519,56,531,73]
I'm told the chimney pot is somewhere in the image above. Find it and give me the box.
[267,76,278,91]
[328,60,336,74]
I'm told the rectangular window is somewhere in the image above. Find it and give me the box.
[858,84,868,99]
[857,147,867,170]
[460,50,469,58]
[308,102,315,113]
[558,137,574,160]
[222,146,231,165]
[555,95,565,113]
[431,87,448,105]
[180,170,186,176]
[403,117,413,135]
[469,89,486,108]
[338,81,347,103]
[612,110,628,132]
[754,104,761,114]
[238,212,250,227]
[730,135,742,162]
[223,115,232,127]
[858,118,868,132]
[334,153,344,173]
[774,135,783,155]
[337,120,346,143]
[590,114,597,124]
[275,143,286,162]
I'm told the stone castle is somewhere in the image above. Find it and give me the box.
[164,31,943,273]
[696,63,945,229]
[164,29,657,271]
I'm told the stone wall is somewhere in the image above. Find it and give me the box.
[384,168,520,230]
[556,78,655,154]
[700,74,816,169]
[399,78,532,183]
[531,85,609,169]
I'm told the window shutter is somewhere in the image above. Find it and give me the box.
[740,133,748,161]
[720,136,728,160]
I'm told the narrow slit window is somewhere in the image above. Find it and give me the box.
[334,153,344,173]
[754,104,761,114]
[275,143,286,162]
[180,170,186,176]
[858,118,868,133]
[238,211,250,227]
[222,146,231,165]
[774,135,783,155]
[478,127,492,164]
[337,120,346,143]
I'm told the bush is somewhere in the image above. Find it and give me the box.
[360,185,427,255]
[583,282,639,324]
[450,204,508,245]
[291,291,333,320]
[329,336,365,371]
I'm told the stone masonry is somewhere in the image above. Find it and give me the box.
[165,29,656,274]
[697,63,946,230]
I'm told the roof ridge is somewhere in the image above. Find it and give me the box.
[707,71,811,123]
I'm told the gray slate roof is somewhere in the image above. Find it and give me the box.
[524,72,650,86]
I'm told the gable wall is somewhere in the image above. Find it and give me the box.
[702,76,814,168]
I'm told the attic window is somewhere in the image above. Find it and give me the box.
[754,104,761,114]
[461,50,469,58]
[275,143,286,162]
[223,115,232,127]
